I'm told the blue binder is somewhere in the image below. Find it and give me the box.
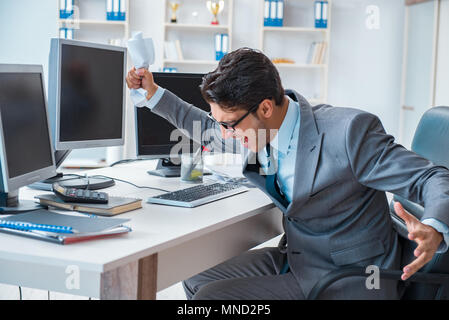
[163,67,178,73]
[269,0,277,26]
[276,0,284,27]
[314,1,322,28]
[60,0,74,19]
[315,1,328,29]
[215,34,222,61]
[112,0,119,20]
[119,0,126,21]
[106,0,113,20]
[221,34,229,57]
[321,1,328,28]
[264,0,270,26]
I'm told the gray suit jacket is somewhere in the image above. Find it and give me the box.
[151,88,449,299]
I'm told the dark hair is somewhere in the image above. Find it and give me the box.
[200,47,284,112]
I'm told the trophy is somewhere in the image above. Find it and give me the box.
[169,1,181,23]
[206,0,224,25]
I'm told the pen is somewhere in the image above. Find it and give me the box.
[0,220,74,234]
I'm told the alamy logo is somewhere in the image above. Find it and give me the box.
[65,265,80,290]
[365,265,380,290]
[365,5,380,30]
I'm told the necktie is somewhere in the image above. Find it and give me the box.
[264,144,290,209]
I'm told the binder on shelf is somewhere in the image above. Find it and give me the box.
[215,34,222,61]
[276,0,284,27]
[119,0,126,21]
[221,34,229,57]
[163,67,178,73]
[264,0,270,26]
[214,33,229,61]
[315,1,328,29]
[59,28,74,40]
[314,1,322,28]
[66,28,74,40]
[321,1,328,29]
[60,0,74,19]
[106,0,113,20]
[107,0,127,21]
[113,0,119,20]
[270,0,277,27]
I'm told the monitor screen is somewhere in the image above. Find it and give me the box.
[59,43,124,142]
[136,73,210,157]
[0,72,54,178]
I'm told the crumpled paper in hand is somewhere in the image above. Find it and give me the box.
[127,31,155,107]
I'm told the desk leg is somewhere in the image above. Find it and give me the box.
[100,254,158,300]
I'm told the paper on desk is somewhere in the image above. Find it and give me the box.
[127,31,155,108]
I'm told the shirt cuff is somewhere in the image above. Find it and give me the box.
[144,86,165,110]
[422,218,449,253]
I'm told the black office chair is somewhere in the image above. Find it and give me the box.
[308,106,449,300]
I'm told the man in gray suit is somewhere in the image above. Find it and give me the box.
[126,48,449,299]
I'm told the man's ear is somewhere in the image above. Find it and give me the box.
[258,99,275,119]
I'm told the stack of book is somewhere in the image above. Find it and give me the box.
[306,41,327,65]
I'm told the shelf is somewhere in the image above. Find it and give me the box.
[263,26,328,33]
[163,59,219,65]
[164,23,230,31]
[274,63,328,69]
[58,19,128,26]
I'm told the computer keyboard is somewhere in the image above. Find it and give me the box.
[147,182,249,208]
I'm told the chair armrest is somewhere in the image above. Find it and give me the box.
[307,267,449,300]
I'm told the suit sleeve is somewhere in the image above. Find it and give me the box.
[345,112,449,226]
[149,89,240,154]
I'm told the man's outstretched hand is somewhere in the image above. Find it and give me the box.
[394,201,443,280]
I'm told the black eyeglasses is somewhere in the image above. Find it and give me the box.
[207,103,260,133]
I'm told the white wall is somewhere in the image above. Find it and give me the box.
[0,0,406,159]
[127,0,404,144]
[0,0,58,84]
[327,0,404,137]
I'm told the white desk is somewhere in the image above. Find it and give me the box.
[0,160,283,299]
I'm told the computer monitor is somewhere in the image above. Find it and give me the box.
[135,72,210,177]
[31,38,127,190]
[0,64,57,213]
[49,38,126,150]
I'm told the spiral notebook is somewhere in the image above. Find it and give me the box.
[0,209,131,244]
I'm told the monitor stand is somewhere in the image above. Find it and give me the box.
[147,158,181,178]
[27,150,115,191]
[0,190,44,214]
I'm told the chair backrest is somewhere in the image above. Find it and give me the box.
[391,106,449,299]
